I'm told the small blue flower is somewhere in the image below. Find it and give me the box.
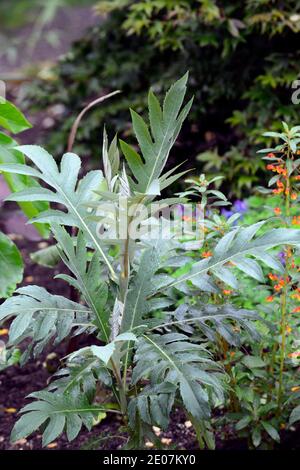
[221,209,234,219]
[234,199,248,213]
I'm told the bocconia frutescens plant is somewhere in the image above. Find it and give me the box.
[1,74,300,449]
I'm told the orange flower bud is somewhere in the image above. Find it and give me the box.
[268,273,278,281]
[274,207,281,215]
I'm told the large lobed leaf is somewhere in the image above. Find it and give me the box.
[0,146,116,279]
[48,355,112,401]
[131,333,223,427]
[162,223,300,293]
[52,226,110,341]
[11,391,119,446]
[120,73,193,194]
[151,303,262,347]
[0,285,93,362]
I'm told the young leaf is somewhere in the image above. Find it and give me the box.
[121,73,193,193]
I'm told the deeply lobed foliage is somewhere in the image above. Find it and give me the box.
[1,75,300,448]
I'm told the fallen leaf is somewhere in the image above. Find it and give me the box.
[161,437,172,445]
[5,407,17,413]
[152,426,161,436]
[7,233,23,241]
[145,441,154,448]
[47,442,58,449]
[38,242,48,249]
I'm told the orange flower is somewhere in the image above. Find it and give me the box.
[268,273,278,281]
[266,295,274,302]
[291,293,300,301]
[286,325,292,334]
[274,280,285,290]
[295,175,300,181]
[292,216,300,225]
[293,306,300,313]
[273,207,281,215]
[201,251,212,258]
[288,351,300,358]
[279,168,287,176]
[273,180,285,194]
[291,192,298,200]
[266,164,276,171]
[267,153,276,158]
[223,289,233,295]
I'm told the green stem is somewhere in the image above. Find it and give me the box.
[277,149,291,413]
[110,359,127,415]
[277,282,287,412]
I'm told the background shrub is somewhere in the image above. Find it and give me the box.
[24,0,300,196]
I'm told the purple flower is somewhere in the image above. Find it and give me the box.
[234,200,248,213]
[221,209,234,219]
[278,251,286,266]
[221,199,248,220]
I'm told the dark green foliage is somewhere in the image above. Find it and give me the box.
[25,0,300,195]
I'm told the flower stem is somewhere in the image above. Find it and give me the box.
[277,150,291,413]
